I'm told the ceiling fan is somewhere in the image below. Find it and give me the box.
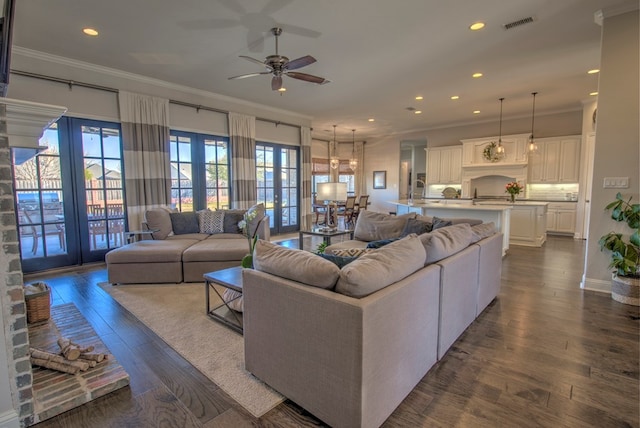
[228,27,330,91]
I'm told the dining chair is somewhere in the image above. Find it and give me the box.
[337,196,357,226]
[351,195,369,224]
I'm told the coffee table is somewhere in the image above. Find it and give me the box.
[204,266,244,334]
[298,227,354,251]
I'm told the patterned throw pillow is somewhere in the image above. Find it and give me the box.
[332,248,374,258]
[199,210,225,234]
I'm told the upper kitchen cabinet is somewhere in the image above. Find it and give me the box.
[460,134,529,167]
[426,145,462,184]
[528,136,581,183]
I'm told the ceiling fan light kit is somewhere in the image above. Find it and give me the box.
[229,27,329,91]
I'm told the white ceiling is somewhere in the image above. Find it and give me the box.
[10,0,631,141]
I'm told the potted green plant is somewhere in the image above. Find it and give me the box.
[598,192,640,306]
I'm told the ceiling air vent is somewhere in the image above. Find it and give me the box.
[406,107,416,112]
[503,16,535,30]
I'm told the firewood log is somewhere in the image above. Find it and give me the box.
[30,357,79,375]
[57,337,82,360]
[30,348,90,371]
[79,352,106,362]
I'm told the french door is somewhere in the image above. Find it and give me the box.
[13,118,125,272]
[255,143,299,234]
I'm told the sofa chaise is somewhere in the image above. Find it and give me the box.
[106,205,269,284]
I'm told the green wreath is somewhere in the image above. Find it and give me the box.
[483,142,500,162]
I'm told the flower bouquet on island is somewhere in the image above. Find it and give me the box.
[505,181,523,202]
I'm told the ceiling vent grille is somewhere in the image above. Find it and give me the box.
[405,107,416,112]
[503,16,535,30]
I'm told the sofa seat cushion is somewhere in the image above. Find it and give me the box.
[166,233,209,241]
[205,233,248,240]
[335,234,426,298]
[253,240,340,289]
[106,239,197,264]
[183,237,249,262]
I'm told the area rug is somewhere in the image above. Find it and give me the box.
[98,281,284,417]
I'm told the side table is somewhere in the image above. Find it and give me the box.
[204,266,244,334]
[125,230,158,244]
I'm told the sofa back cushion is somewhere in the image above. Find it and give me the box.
[420,223,473,264]
[353,210,415,241]
[145,207,177,240]
[335,234,426,298]
[254,240,340,289]
[470,222,496,243]
[170,212,200,235]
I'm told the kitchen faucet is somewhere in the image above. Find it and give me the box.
[412,179,427,199]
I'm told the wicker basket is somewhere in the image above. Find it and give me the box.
[24,283,51,324]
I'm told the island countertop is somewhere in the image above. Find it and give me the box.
[391,199,514,211]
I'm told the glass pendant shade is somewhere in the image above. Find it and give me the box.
[528,92,539,155]
[349,129,358,170]
[330,125,339,169]
[496,97,506,159]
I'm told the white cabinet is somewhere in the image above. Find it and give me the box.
[528,136,581,183]
[509,203,547,247]
[546,202,576,235]
[426,146,462,184]
[460,133,529,167]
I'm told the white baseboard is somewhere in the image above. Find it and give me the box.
[581,276,611,293]
[0,409,20,428]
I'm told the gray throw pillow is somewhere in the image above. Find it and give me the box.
[401,218,433,236]
[222,209,246,234]
[432,216,453,230]
[169,212,200,235]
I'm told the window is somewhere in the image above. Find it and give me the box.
[170,131,230,211]
[312,158,354,196]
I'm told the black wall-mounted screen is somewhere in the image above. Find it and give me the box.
[0,0,15,97]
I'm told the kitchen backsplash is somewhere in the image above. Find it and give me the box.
[526,183,579,200]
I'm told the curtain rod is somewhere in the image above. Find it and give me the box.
[10,69,303,129]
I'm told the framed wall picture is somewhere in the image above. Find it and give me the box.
[373,171,386,189]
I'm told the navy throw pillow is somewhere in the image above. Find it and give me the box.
[366,237,402,249]
[169,212,200,235]
[318,253,357,268]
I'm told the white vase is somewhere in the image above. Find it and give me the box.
[611,273,640,306]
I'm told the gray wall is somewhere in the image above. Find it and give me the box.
[583,8,639,291]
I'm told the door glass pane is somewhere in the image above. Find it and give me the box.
[13,124,66,259]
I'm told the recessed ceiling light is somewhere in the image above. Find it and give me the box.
[368,118,375,122]
[472,72,483,78]
[414,110,422,114]
[450,95,460,100]
[278,87,286,92]
[83,28,99,36]
[473,110,480,114]
[415,96,423,100]
[590,91,598,96]
[469,22,485,31]
[587,69,600,74]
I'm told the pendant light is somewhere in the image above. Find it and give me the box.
[496,97,506,159]
[349,129,358,171]
[528,92,539,155]
[330,125,339,169]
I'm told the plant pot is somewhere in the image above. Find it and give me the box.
[611,274,640,306]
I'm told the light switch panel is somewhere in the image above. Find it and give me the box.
[603,177,629,188]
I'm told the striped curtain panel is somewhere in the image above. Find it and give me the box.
[300,127,313,229]
[229,112,256,209]
[118,91,171,230]
[354,140,365,197]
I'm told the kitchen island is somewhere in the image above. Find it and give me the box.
[390,200,512,255]
[475,201,548,247]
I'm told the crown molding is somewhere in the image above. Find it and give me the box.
[594,0,639,25]
[12,46,313,123]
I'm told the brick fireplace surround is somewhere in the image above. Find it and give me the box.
[0,99,67,427]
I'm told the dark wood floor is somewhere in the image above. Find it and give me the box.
[26,235,639,428]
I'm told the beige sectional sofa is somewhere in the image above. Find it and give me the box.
[242,211,502,428]
[106,206,270,284]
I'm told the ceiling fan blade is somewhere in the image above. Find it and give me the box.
[239,55,267,67]
[228,72,270,80]
[285,71,329,84]
[286,55,317,71]
[261,0,294,16]
[272,76,283,91]
[278,23,322,39]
